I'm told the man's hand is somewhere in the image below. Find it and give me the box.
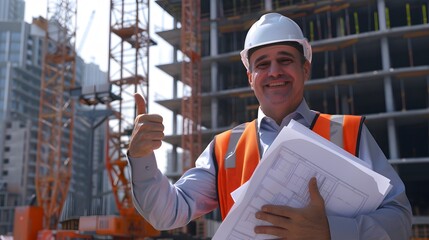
[128,93,164,158]
[254,177,331,240]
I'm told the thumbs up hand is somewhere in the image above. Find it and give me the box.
[128,93,164,158]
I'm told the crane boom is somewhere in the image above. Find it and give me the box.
[77,10,95,53]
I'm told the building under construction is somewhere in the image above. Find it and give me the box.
[0,0,428,239]
[154,0,429,238]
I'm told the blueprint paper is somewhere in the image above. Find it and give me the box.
[213,120,392,240]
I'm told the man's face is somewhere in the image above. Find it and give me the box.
[247,44,311,123]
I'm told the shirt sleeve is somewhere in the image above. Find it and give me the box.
[128,142,219,230]
[327,125,413,240]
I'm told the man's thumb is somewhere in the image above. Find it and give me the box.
[134,93,147,115]
[309,177,324,206]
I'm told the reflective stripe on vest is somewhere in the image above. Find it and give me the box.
[224,123,247,169]
[214,114,364,220]
[214,120,260,219]
[311,113,365,156]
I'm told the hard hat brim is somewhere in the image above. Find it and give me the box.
[240,38,312,71]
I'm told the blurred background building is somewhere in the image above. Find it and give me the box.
[0,0,114,235]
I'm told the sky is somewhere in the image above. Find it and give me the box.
[24,0,173,71]
[24,0,175,171]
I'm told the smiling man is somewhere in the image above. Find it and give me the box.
[127,13,412,240]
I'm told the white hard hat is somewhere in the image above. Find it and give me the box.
[240,13,312,70]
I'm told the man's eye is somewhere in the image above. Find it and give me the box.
[279,58,292,64]
[256,62,269,69]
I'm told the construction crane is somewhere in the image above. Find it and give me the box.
[106,0,149,220]
[13,1,94,239]
[181,0,202,172]
[78,0,159,237]
[13,0,92,239]
[35,0,77,230]
[14,0,153,238]
[77,10,95,54]
[14,0,157,238]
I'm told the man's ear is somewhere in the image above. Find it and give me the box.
[247,71,254,89]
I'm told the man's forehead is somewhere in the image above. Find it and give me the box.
[250,45,299,62]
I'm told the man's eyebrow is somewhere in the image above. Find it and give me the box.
[278,51,295,58]
[254,54,268,65]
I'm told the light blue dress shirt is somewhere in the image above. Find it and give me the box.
[128,99,412,240]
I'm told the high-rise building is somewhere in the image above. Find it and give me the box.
[154,0,429,238]
[0,0,25,21]
[0,18,45,234]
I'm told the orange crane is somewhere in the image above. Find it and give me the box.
[14,0,156,239]
[179,1,205,237]
[103,0,158,237]
[80,0,202,236]
[35,0,77,231]
[80,0,201,237]
[78,0,159,237]
[181,0,202,172]
[14,1,90,239]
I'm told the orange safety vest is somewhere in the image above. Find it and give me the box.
[213,113,365,220]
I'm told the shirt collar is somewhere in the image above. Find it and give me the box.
[257,99,316,130]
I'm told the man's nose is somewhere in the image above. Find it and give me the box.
[269,62,283,77]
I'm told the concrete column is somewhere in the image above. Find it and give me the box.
[265,0,273,11]
[210,0,219,128]
[378,0,399,159]
[173,17,179,135]
[173,18,180,171]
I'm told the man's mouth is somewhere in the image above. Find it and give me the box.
[267,82,288,87]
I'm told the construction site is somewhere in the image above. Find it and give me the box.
[0,0,428,239]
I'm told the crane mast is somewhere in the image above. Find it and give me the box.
[35,0,77,230]
[105,0,158,236]
[181,0,202,172]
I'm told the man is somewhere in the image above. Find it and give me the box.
[128,13,412,239]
